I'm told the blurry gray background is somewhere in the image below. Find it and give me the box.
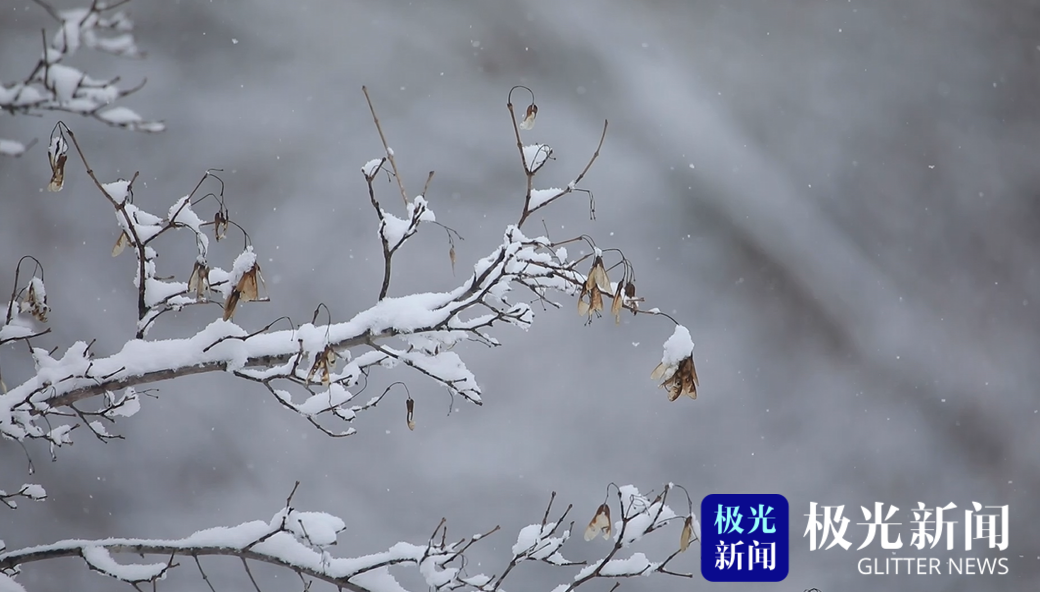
[2,0,1038,590]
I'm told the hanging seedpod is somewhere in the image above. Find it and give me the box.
[305,344,336,386]
[213,210,229,241]
[222,259,264,321]
[187,260,210,300]
[625,281,639,314]
[222,288,241,321]
[588,256,611,292]
[577,278,589,316]
[20,278,49,323]
[584,503,612,541]
[234,263,264,302]
[406,397,415,431]
[650,361,670,382]
[678,356,699,399]
[611,281,624,324]
[519,103,538,130]
[578,256,611,318]
[680,516,695,552]
[588,284,604,315]
[653,354,699,401]
[111,231,131,257]
[46,133,69,192]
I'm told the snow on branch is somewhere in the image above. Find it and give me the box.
[0,482,698,592]
[507,85,604,228]
[0,484,47,510]
[1,89,698,506]
[0,0,163,157]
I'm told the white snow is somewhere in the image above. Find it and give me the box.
[379,197,435,251]
[19,484,46,500]
[167,195,206,237]
[0,139,26,157]
[599,552,656,576]
[98,106,143,125]
[279,509,345,547]
[297,384,354,417]
[78,83,118,105]
[660,324,693,367]
[512,523,546,555]
[0,573,26,592]
[52,8,91,53]
[102,180,131,203]
[349,568,411,592]
[523,144,553,172]
[529,187,564,210]
[82,546,168,581]
[362,158,384,177]
[92,34,137,56]
[45,64,84,103]
[104,389,141,418]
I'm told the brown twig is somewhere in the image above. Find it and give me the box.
[362,86,409,207]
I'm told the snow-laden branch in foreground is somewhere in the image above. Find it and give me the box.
[0,222,657,440]
[0,483,698,592]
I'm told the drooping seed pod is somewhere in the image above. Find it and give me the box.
[47,133,69,192]
[519,103,538,130]
[584,503,612,541]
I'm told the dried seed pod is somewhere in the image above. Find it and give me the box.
[654,355,699,401]
[222,289,241,321]
[589,285,604,315]
[213,210,228,241]
[678,356,699,399]
[625,281,639,314]
[577,293,590,317]
[650,361,671,382]
[406,397,415,431]
[680,516,695,552]
[234,264,264,302]
[577,279,590,316]
[305,345,335,386]
[611,281,624,324]
[188,261,210,300]
[322,345,336,385]
[667,379,683,402]
[584,503,612,541]
[519,103,538,130]
[111,231,130,257]
[20,278,48,322]
[588,256,611,293]
[449,245,456,273]
[305,356,321,384]
[46,133,69,192]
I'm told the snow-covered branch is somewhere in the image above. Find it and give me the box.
[0,484,47,510]
[1,88,702,592]
[2,91,697,463]
[0,0,162,157]
[506,86,604,229]
[0,483,698,592]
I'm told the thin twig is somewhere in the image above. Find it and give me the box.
[362,86,408,207]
